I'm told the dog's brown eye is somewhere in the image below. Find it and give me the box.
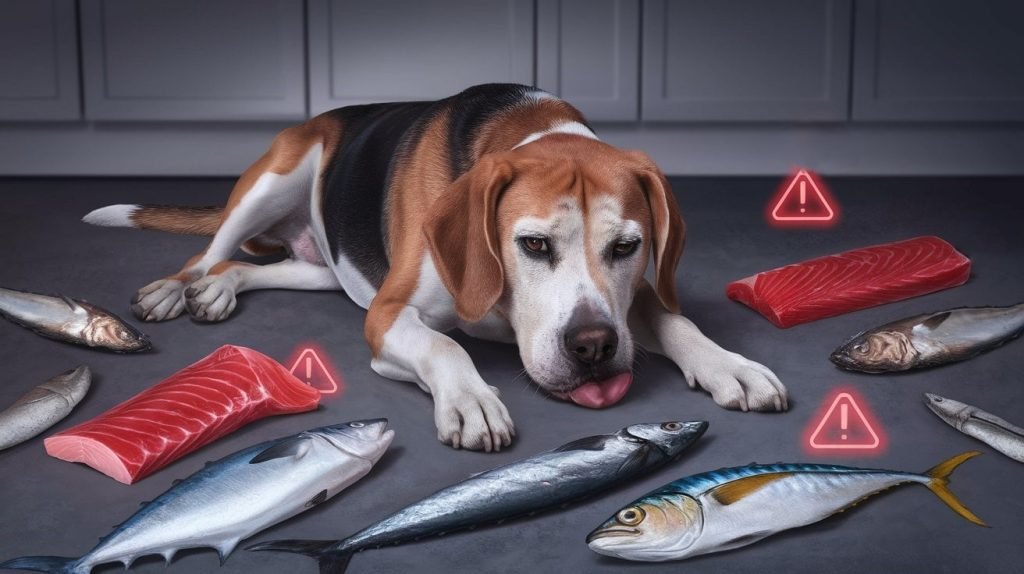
[521,237,549,254]
[612,240,639,257]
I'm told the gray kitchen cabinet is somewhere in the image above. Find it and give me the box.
[0,0,80,121]
[641,0,852,122]
[79,0,306,121]
[536,0,639,122]
[307,0,534,114]
[852,0,1024,121]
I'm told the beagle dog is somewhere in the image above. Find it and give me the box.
[85,84,788,451]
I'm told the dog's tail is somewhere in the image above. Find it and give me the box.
[83,204,222,236]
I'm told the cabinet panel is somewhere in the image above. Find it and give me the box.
[642,0,851,122]
[0,0,80,120]
[80,0,306,121]
[852,0,1024,121]
[308,0,534,113]
[536,0,639,121]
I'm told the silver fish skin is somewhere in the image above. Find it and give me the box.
[925,393,1024,463]
[587,452,986,562]
[0,366,91,451]
[0,287,150,353]
[831,303,1024,373]
[0,419,394,574]
[247,420,709,573]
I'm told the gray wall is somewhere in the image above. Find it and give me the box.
[1,0,1023,176]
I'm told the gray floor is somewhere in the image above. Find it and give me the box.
[0,177,1022,574]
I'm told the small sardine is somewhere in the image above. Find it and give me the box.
[830,303,1024,373]
[0,419,394,574]
[248,420,709,573]
[0,366,91,451]
[0,287,150,353]
[925,393,1024,463]
[587,452,985,562]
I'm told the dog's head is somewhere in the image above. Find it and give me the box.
[425,136,685,408]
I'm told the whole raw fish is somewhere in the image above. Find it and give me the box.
[0,366,91,451]
[925,393,1024,463]
[587,452,985,562]
[0,287,150,352]
[248,420,708,573]
[830,303,1024,373]
[0,419,394,574]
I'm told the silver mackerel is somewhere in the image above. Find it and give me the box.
[0,420,394,574]
[925,393,1024,462]
[0,287,150,352]
[249,420,708,573]
[0,366,91,451]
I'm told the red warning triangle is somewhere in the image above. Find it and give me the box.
[808,392,880,450]
[288,347,341,394]
[771,169,836,222]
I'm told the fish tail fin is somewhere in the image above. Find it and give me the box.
[245,540,351,574]
[0,556,82,573]
[923,451,988,527]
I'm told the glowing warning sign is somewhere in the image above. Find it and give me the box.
[768,169,839,228]
[804,388,885,454]
[287,345,342,395]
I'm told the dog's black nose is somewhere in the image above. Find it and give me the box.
[564,324,618,365]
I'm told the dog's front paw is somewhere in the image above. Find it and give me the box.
[684,350,788,412]
[184,275,238,322]
[131,279,186,322]
[434,384,515,452]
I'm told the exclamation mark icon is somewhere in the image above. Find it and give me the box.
[840,402,849,440]
[305,356,313,381]
[799,180,807,213]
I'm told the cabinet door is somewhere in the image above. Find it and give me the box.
[0,0,80,120]
[308,0,534,113]
[852,0,1024,121]
[80,0,306,121]
[641,0,852,122]
[536,0,639,122]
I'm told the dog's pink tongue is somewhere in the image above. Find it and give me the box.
[567,373,633,409]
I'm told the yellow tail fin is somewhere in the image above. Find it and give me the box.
[924,451,987,527]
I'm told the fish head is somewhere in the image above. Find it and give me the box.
[623,421,708,458]
[587,493,704,561]
[830,330,917,372]
[84,312,151,352]
[923,393,974,429]
[311,419,395,463]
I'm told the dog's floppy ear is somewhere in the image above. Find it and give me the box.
[424,154,514,322]
[628,151,686,314]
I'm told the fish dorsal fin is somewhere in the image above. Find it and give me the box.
[710,472,792,506]
[250,436,312,464]
[305,489,329,508]
[922,311,952,330]
[553,434,609,453]
[617,443,651,476]
[60,295,87,314]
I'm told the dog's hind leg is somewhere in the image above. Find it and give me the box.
[131,128,325,322]
[184,259,340,322]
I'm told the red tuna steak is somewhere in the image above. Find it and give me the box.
[44,345,320,484]
[726,236,971,328]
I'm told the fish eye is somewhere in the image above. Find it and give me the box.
[661,422,682,432]
[349,422,365,428]
[617,507,646,526]
[933,397,944,403]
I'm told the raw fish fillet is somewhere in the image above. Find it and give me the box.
[726,236,971,328]
[44,345,320,484]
